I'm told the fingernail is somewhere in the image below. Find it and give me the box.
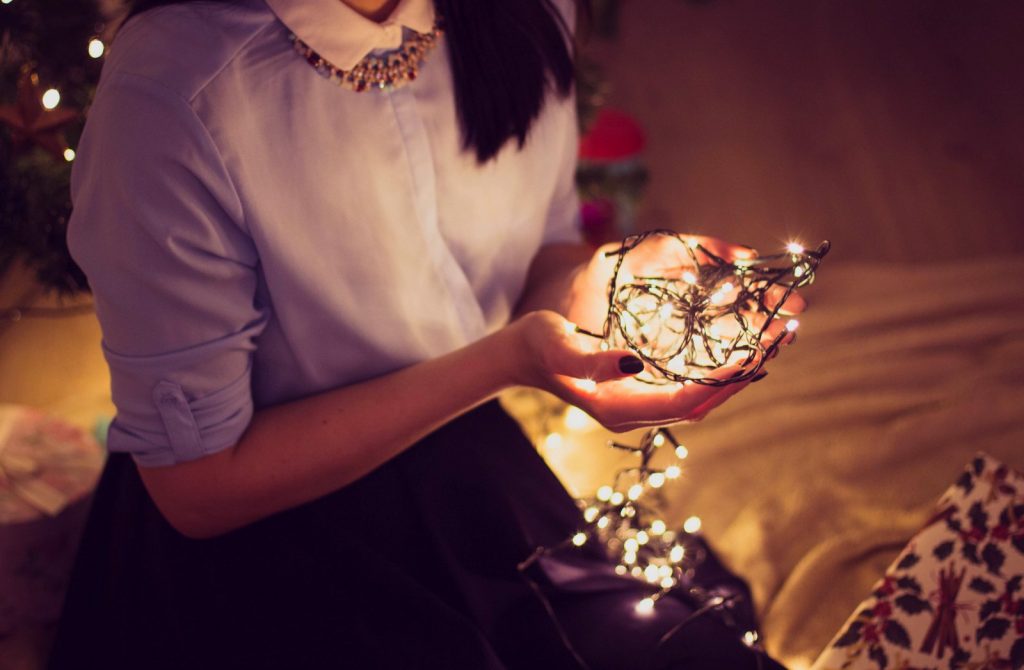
[618,355,644,374]
[751,371,768,383]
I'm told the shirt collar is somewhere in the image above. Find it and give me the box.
[266,0,435,71]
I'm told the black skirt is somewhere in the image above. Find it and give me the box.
[50,400,785,670]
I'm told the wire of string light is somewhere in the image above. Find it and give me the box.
[517,233,829,664]
[578,230,830,385]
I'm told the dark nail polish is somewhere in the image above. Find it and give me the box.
[618,356,644,374]
[751,371,768,383]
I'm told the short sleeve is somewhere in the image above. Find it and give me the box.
[68,72,266,467]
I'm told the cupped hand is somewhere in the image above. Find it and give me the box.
[510,310,761,433]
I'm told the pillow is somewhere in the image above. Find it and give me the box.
[811,452,1024,670]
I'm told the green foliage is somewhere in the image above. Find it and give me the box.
[1,0,104,292]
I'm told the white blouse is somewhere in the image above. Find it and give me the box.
[69,0,580,467]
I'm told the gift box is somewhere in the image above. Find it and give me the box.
[811,453,1024,670]
[0,405,105,633]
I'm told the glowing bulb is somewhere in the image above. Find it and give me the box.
[572,532,588,547]
[63,148,75,162]
[618,269,635,284]
[543,432,563,450]
[658,302,673,319]
[721,282,734,293]
[665,465,681,479]
[686,237,699,249]
[635,598,655,615]
[794,265,805,278]
[564,406,590,431]
[596,485,613,501]
[635,530,649,545]
[41,88,60,110]
[609,492,625,506]
[644,565,660,582]
[786,241,804,255]
[658,565,672,578]
[683,516,702,533]
[614,565,627,575]
[786,319,800,332]
[88,38,105,58]
[742,630,759,647]
[648,473,666,488]
[675,445,689,459]
[574,378,596,393]
[650,519,667,535]
[1,0,13,6]
[682,270,697,285]
[624,538,639,553]
[660,576,676,589]
[627,483,644,500]
[583,506,599,522]
[597,516,610,529]
[630,566,643,577]
[652,433,665,447]
[669,545,685,563]
[561,319,577,335]
[624,551,637,565]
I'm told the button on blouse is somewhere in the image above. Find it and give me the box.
[68,0,580,467]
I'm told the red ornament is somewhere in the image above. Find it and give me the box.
[0,70,79,161]
[578,108,646,162]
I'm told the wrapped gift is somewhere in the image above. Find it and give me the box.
[812,453,1024,670]
[0,405,105,633]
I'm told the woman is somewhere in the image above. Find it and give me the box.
[51,0,794,667]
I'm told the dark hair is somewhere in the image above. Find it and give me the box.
[126,0,580,162]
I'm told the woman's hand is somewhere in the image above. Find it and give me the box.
[510,310,761,433]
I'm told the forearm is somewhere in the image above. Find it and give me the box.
[513,241,592,318]
[140,324,524,539]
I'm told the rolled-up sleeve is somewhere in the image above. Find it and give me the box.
[69,71,266,467]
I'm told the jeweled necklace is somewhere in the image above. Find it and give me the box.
[289,16,443,92]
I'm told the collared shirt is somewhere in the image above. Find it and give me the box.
[69,0,580,467]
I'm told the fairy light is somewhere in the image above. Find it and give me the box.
[41,88,61,109]
[564,406,590,431]
[63,148,75,162]
[517,233,828,652]
[577,230,829,386]
[635,597,655,615]
[542,432,563,450]
[574,378,597,393]
[88,38,105,59]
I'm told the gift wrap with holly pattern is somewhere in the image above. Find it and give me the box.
[811,453,1024,670]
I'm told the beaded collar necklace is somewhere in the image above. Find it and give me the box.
[289,16,444,92]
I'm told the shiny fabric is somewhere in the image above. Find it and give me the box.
[51,402,782,670]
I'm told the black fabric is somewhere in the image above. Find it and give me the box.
[49,400,785,670]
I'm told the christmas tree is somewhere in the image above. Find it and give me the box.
[1,0,105,293]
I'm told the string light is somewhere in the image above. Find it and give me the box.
[88,38,105,59]
[62,148,75,162]
[543,432,563,450]
[517,235,829,658]
[41,88,60,110]
[575,230,829,386]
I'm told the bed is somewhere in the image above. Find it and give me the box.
[505,254,1024,667]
